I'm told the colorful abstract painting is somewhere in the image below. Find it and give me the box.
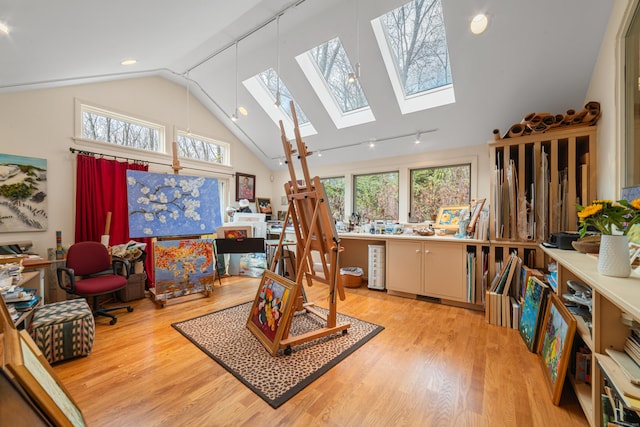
[519,276,548,352]
[0,154,47,232]
[153,239,214,299]
[126,170,222,238]
[540,302,569,386]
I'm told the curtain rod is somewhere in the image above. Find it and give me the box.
[68,147,235,177]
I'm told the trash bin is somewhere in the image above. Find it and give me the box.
[340,267,363,288]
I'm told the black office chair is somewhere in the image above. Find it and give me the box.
[57,241,133,325]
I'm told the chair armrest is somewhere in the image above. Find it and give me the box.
[112,256,130,279]
[57,266,76,293]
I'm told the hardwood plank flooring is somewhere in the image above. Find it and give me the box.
[51,277,589,426]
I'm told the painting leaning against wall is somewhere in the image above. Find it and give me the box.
[0,154,48,232]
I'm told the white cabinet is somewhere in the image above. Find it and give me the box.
[386,239,465,302]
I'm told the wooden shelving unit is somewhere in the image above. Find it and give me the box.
[541,246,640,427]
[488,126,597,278]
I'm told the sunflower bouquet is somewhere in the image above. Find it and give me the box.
[577,199,640,237]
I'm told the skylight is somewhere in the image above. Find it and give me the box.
[371,0,455,114]
[296,37,374,129]
[243,68,316,137]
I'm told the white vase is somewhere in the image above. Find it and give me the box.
[598,234,631,277]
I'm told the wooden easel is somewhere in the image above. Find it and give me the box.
[269,101,350,355]
[148,142,213,307]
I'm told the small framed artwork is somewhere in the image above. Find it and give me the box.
[216,225,252,239]
[256,198,273,215]
[236,172,256,202]
[519,276,549,352]
[277,210,287,221]
[537,293,576,405]
[246,270,298,356]
[467,198,486,233]
[434,205,470,230]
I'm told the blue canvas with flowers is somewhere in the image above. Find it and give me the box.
[126,170,222,238]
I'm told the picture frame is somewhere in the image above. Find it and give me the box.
[236,172,256,202]
[519,276,549,352]
[434,205,470,230]
[537,293,576,405]
[256,197,273,215]
[3,328,87,426]
[216,225,252,239]
[246,270,298,356]
[466,198,486,233]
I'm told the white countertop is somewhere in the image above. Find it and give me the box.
[338,232,487,243]
[541,245,640,321]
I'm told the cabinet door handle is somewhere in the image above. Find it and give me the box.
[415,249,420,254]
[424,250,430,254]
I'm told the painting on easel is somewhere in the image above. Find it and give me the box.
[247,271,298,355]
[126,170,222,238]
[153,239,215,300]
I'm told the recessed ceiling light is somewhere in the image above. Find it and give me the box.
[470,14,488,35]
[121,59,137,66]
[0,22,9,35]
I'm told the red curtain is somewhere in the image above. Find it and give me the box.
[75,154,154,286]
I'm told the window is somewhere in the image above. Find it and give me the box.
[243,68,317,137]
[409,164,470,223]
[371,0,455,114]
[320,176,345,221]
[353,171,399,220]
[176,131,230,165]
[296,37,375,128]
[80,104,165,152]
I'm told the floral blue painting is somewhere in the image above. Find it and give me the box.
[126,170,222,238]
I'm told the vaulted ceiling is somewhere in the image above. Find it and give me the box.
[0,0,613,170]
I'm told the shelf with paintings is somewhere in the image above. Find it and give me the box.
[540,245,640,427]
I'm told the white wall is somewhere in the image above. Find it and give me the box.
[0,76,272,256]
[270,143,490,224]
[587,0,637,198]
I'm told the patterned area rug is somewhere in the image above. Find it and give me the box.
[172,302,384,408]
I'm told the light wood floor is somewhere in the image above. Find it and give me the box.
[52,277,589,427]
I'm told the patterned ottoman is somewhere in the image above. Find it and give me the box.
[29,299,95,364]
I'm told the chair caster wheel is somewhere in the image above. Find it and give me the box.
[284,346,292,356]
[109,318,117,325]
[127,307,134,312]
[342,329,348,335]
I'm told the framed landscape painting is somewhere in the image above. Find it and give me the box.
[537,293,576,405]
[0,154,48,232]
[246,271,298,356]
